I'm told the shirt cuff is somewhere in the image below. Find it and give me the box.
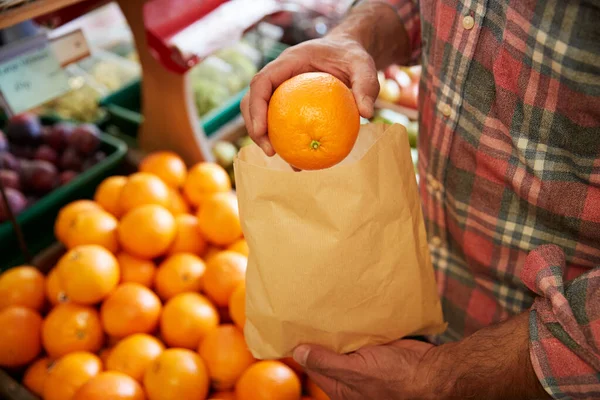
[521,245,600,399]
[361,0,422,65]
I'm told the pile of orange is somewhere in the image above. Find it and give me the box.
[0,151,327,400]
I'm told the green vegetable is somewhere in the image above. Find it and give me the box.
[213,141,238,169]
[192,80,231,117]
[406,121,419,148]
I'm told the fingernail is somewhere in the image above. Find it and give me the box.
[261,141,274,156]
[293,345,310,367]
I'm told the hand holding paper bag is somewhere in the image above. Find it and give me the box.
[234,123,446,359]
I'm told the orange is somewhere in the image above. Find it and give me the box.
[118,172,170,215]
[56,245,120,305]
[227,239,249,257]
[183,162,231,207]
[204,245,223,262]
[166,187,190,216]
[267,72,360,170]
[23,357,54,396]
[198,324,254,391]
[73,371,146,400]
[235,361,301,400]
[46,268,68,306]
[160,292,218,349]
[117,252,157,288]
[54,200,102,243]
[100,283,162,338]
[43,351,102,400]
[228,283,245,330]
[118,205,176,259]
[140,151,187,188]
[63,208,119,253]
[143,348,209,400]
[0,265,45,311]
[42,303,103,358]
[99,347,113,364]
[210,392,236,400]
[281,357,304,379]
[154,253,205,301]
[105,333,164,382]
[306,379,330,400]
[0,306,42,367]
[94,176,128,216]
[203,251,247,307]
[197,192,242,246]
[167,214,208,256]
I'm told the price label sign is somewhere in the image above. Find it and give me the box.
[0,34,70,116]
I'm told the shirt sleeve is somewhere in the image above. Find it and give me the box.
[521,244,600,399]
[362,0,422,65]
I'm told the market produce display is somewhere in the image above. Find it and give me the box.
[377,65,421,110]
[0,114,107,222]
[0,151,328,400]
[268,72,360,170]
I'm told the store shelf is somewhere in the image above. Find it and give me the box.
[0,0,84,29]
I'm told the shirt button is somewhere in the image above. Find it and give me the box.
[463,15,475,30]
[431,236,442,247]
[430,180,441,191]
[441,103,451,117]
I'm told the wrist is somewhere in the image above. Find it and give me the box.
[328,1,410,67]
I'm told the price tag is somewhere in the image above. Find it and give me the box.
[49,29,91,67]
[0,34,70,116]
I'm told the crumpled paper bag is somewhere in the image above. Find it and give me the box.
[234,123,446,359]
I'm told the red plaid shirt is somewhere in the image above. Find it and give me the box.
[373,0,600,398]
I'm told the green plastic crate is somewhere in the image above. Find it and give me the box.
[0,122,128,270]
[99,43,288,139]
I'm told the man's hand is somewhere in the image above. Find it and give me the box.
[294,313,552,400]
[240,2,410,156]
[293,339,439,399]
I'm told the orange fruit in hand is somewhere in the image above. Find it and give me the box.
[154,253,205,301]
[118,205,176,259]
[94,176,128,216]
[0,265,45,311]
[140,151,187,188]
[183,162,231,207]
[210,392,236,400]
[227,239,249,257]
[306,379,330,400]
[43,351,102,400]
[23,357,54,396]
[166,187,190,216]
[46,268,68,305]
[197,192,242,246]
[160,292,218,349]
[167,214,208,256]
[42,303,104,358]
[63,209,119,253]
[56,244,120,305]
[106,333,164,382]
[281,358,304,379]
[198,324,255,391]
[203,251,247,307]
[235,361,301,400]
[144,348,209,400]
[267,72,360,170]
[118,172,170,215]
[54,200,102,243]
[117,252,157,288]
[0,306,42,367]
[228,283,245,330]
[73,371,146,400]
[101,283,162,338]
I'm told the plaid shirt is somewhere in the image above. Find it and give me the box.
[374,0,600,398]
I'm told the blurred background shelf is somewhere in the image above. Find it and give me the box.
[0,0,85,29]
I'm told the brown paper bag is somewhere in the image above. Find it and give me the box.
[234,123,446,359]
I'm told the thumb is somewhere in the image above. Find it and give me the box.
[293,345,350,378]
[349,61,379,119]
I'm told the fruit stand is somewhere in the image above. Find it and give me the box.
[0,1,421,400]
